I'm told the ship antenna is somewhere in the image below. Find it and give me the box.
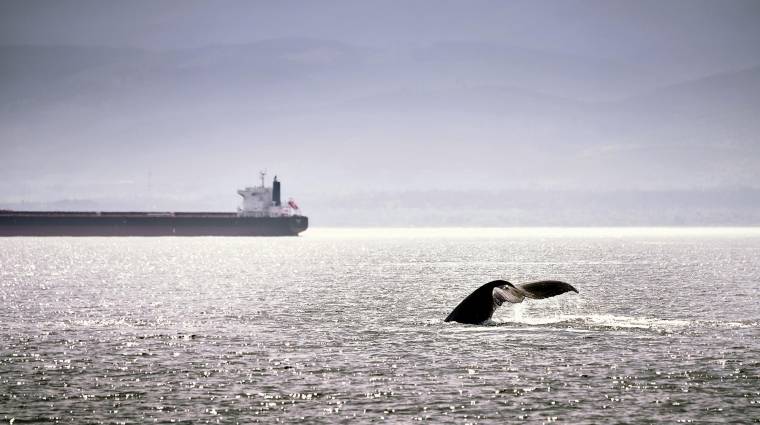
[259,170,267,188]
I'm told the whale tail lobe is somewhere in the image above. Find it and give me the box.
[515,280,578,299]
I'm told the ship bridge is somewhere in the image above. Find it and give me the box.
[237,172,301,218]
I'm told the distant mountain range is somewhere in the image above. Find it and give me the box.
[1,39,759,224]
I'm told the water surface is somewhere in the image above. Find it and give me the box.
[1,228,759,423]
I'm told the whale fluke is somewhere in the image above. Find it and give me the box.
[445,280,578,324]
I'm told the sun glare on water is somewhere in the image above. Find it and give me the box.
[303,227,760,239]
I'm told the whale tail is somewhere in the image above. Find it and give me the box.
[446,280,578,324]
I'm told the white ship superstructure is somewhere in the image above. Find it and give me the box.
[237,172,302,218]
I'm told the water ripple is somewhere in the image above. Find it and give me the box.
[1,232,759,423]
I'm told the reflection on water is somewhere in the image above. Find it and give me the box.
[1,228,759,423]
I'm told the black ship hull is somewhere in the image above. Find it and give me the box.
[0,212,308,236]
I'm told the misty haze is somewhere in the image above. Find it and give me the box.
[3,2,760,424]
[2,0,760,225]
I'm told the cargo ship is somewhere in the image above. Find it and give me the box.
[0,173,308,236]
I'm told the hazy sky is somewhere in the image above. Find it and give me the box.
[2,1,760,224]
[3,0,760,64]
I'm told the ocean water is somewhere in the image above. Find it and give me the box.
[1,228,759,423]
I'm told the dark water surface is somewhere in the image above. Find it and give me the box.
[1,228,759,423]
